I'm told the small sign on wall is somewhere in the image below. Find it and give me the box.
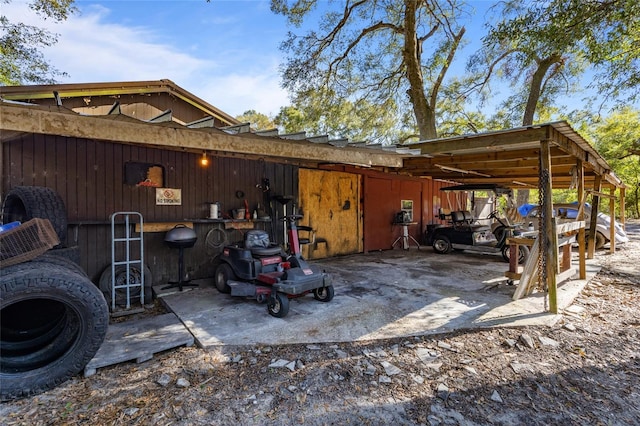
[156,188,182,205]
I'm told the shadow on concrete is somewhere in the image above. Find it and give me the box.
[156,249,599,348]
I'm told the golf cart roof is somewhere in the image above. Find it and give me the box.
[440,184,512,195]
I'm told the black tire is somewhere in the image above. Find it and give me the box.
[214,263,235,294]
[502,244,530,264]
[432,235,452,254]
[36,253,87,277]
[493,225,507,242]
[313,285,334,302]
[267,292,289,318]
[0,265,109,401]
[47,246,81,266]
[2,186,68,246]
[99,264,153,309]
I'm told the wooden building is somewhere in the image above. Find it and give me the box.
[1,81,626,314]
[1,80,439,286]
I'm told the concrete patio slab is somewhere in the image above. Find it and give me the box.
[157,249,600,348]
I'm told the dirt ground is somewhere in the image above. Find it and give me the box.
[2,221,639,426]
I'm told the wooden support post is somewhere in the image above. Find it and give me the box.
[576,159,586,279]
[541,140,558,313]
[609,187,616,254]
[620,187,626,229]
[587,175,602,259]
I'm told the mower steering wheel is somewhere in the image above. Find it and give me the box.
[282,214,304,222]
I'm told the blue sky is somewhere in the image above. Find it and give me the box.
[6,0,616,120]
[6,0,296,116]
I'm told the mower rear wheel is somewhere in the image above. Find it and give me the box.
[432,236,452,254]
[214,263,234,294]
[313,285,334,302]
[267,292,289,318]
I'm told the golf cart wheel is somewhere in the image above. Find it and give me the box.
[313,285,334,302]
[214,263,235,294]
[267,292,289,318]
[432,236,452,254]
[502,244,530,264]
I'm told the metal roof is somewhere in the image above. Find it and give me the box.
[0,82,624,190]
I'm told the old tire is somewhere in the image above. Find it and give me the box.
[99,264,153,309]
[2,186,68,246]
[432,236,452,254]
[47,245,82,266]
[313,285,334,302]
[0,264,109,401]
[36,253,87,277]
[214,263,235,294]
[267,292,289,318]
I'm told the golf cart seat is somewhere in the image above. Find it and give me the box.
[452,211,491,232]
[245,230,282,257]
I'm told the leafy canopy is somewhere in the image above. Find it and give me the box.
[0,0,76,85]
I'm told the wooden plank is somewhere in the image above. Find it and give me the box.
[512,237,540,300]
[556,221,585,234]
[84,313,194,377]
[135,222,194,233]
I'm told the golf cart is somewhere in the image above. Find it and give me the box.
[214,214,333,318]
[424,184,530,263]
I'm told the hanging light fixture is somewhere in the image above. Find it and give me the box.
[200,151,209,167]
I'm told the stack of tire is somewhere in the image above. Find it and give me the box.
[1,186,109,401]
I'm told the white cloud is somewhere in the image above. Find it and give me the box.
[3,2,289,117]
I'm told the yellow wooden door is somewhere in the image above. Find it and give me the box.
[298,169,361,259]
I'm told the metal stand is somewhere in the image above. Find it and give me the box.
[162,246,198,291]
[392,222,420,250]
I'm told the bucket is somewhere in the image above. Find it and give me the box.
[233,209,245,220]
[209,203,219,219]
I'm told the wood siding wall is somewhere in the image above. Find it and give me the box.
[2,134,298,284]
[363,174,451,251]
[17,93,218,125]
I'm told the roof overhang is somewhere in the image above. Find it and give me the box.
[0,79,239,127]
[0,101,404,169]
[402,122,624,189]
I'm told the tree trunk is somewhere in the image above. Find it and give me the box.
[403,0,437,140]
[522,53,562,126]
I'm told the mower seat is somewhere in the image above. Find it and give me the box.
[245,230,282,257]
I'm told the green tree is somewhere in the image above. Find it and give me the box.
[471,0,640,127]
[1,0,76,85]
[274,87,401,144]
[235,110,276,131]
[589,108,640,218]
[271,0,469,141]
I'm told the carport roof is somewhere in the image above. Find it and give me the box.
[401,121,624,189]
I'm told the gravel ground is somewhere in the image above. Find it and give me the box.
[2,220,639,426]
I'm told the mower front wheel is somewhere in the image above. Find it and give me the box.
[214,263,234,294]
[313,285,334,302]
[267,292,289,318]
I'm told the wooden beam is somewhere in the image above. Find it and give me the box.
[411,126,550,155]
[0,103,403,168]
